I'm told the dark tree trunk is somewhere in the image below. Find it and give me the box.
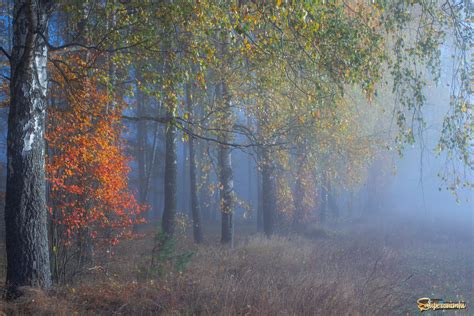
[185,83,203,244]
[161,108,177,238]
[152,162,162,220]
[217,82,234,245]
[189,135,203,243]
[5,0,54,293]
[144,122,159,220]
[136,78,147,207]
[182,135,189,213]
[160,40,177,238]
[261,152,276,237]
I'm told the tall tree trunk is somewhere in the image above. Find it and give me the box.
[189,133,203,243]
[161,108,177,237]
[246,124,253,216]
[144,122,159,220]
[219,142,233,244]
[136,76,147,207]
[152,161,162,220]
[185,83,203,243]
[261,151,276,237]
[160,37,177,238]
[182,134,189,212]
[218,82,234,245]
[5,0,54,293]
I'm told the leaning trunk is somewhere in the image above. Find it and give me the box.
[5,0,54,293]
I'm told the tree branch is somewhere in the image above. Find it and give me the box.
[122,114,170,124]
[0,46,11,60]
[39,32,147,54]
[122,115,287,149]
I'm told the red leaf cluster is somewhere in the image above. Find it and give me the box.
[47,55,147,245]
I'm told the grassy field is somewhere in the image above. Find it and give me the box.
[0,215,472,315]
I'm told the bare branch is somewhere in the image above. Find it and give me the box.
[122,115,287,149]
[0,46,11,60]
[39,32,147,55]
[122,114,170,124]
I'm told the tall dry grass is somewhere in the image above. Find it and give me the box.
[1,225,411,315]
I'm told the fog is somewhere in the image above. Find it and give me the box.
[367,45,472,223]
[0,0,472,314]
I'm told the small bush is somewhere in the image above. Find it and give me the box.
[148,229,194,278]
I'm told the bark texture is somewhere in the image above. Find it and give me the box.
[219,142,234,244]
[185,83,203,243]
[161,112,177,238]
[160,38,177,238]
[5,0,54,292]
[218,82,234,245]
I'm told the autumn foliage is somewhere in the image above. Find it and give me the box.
[47,55,146,246]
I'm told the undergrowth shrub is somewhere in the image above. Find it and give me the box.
[148,228,194,278]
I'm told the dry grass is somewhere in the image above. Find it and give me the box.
[180,234,405,315]
[0,288,70,316]
[0,216,472,315]
[0,228,408,315]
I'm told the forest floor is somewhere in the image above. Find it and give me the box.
[0,214,472,315]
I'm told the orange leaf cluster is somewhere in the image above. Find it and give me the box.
[47,55,146,245]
